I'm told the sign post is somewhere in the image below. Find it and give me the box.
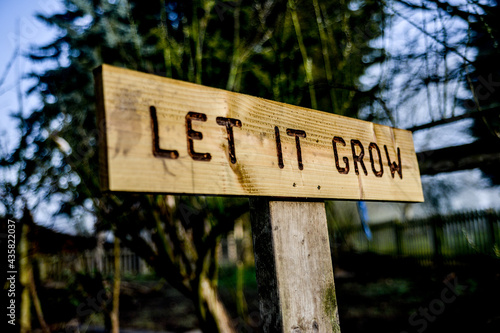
[94,64,424,332]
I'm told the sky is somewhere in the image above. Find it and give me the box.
[0,0,62,152]
[0,0,77,232]
[0,0,499,230]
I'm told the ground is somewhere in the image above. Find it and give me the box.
[37,253,500,333]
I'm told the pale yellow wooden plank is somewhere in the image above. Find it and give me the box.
[94,64,424,202]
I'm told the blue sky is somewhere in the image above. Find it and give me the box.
[0,1,78,231]
[0,0,62,152]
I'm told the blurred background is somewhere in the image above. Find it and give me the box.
[1,0,499,332]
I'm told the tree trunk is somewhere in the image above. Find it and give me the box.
[29,272,50,333]
[110,235,121,333]
[198,276,235,333]
[20,224,31,333]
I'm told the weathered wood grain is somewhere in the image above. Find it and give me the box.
[250,199,340,333]
[94,64,423,202]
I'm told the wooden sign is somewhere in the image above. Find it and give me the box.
[94,64,423,202]
[94,64,425,333]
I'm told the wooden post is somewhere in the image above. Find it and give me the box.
[431,216,443,268]
[250,199,340,333]
[487,210,498,252]
[394,221,403,257]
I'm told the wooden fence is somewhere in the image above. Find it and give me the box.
[39,210,499,280]
[338,209,500,266]
[39,247,151,281]
[38,230,250,281]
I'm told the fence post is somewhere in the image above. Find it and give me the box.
[394,221,403,257]
[431,216,444,268]
[487,210,498,253]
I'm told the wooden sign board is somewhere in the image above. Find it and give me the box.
[94,64,423,202]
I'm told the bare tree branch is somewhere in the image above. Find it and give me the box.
[408,107,500,132]
[418,140,500,175]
